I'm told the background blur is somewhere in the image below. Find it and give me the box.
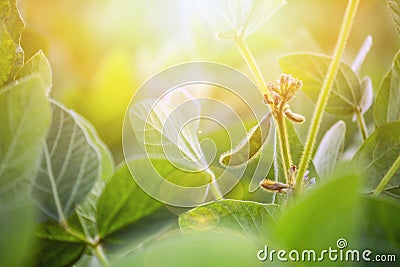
[17,0,400,163]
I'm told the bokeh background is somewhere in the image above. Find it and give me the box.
[17,0,400,163]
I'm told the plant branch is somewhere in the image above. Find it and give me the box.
[234,36,292,181]
[275,105,292,183]
[295,0,360,193]
[92,244,110,267]
[373,155,400,197]
[234,36,269,95]
[355,107,368,141]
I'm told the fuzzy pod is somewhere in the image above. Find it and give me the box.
[219,113,272,168]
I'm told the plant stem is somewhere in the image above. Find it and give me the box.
[234,35,292,181]
[295,0,360,193]
[276,105,292,183]
[234,36,269,95]
[92,244,110,267]
[373,155,400,197]
[355,107,368,140]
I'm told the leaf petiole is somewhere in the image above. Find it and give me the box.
[373,155,400,197]
[355,107,368,140]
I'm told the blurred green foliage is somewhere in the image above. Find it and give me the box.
[17,0,399,162]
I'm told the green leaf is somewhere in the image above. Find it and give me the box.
[179,199,281,240]
[31,239,85,267]
[313,120,346,178]
[114,232,263,267]
[72,112,114,182]
[0,196,36,267]
[272,170,361,252]
[279,52,362,116]
[359,196,400,255]
[96,162,162,237]
[15,50,52,93]
[352,122,400,195]
[36,211,86,243]
[0,0,24,86]
[32,100,101,221]
[388,0,400,36]
[0,76,50,201]
[219,113,272,168]
[130,91,207,172]
[194,0,286,38]
[374,50,400,127]
[351,35,372,75]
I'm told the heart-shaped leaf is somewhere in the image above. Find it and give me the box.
[96,162,162,237]
[179,199,281,240]
[0,76,50,201]
[352,122,400,196]
[313,120,346,178]
[194,0,286,38]
[374,50,400,127]
[32,100,101,221]
[279,52,362,117]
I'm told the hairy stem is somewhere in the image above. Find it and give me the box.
[234,36,269,95]
[355,107,368,141]
[295,0,360,193]
[373,155,400,197]
[234,36,292,181]
[275,105,292,183]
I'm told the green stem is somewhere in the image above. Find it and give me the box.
[295,0,360,193]
[373,155,400,197]
[60,220,95,246]
[92,244,110,267]
[234,36,269,94]
[234,36,293,182]
[355,107,368,141]
[276,106,292,183]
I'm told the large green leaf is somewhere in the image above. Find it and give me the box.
[194,0,286,38]
[0,0,24,86]
[359,196,400,258]
[279,52,362,116]
[272,170,361,254]
[114,232,262,267]
[0,76,50,201]
[179,199,281,240]
[313,120,346,178]
[96,162,162,237]
[72,112,114,182]
[352,122,400,195]
[30,239,85,267]
[32,100,101,221]
[388,0,400,36]
[0,196,35,267]
[374,50,400,127]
